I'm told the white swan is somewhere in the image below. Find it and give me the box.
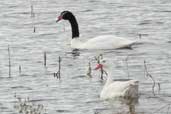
[56,11,136,50]
[94,60,139,100]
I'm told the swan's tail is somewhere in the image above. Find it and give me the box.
[124,80,139,99]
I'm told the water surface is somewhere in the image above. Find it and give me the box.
[0,0,171,114]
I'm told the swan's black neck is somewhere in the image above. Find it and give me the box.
[68,14,79,39]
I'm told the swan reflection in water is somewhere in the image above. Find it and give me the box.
[94,96,138,114]
[120,96,138,114]
[71,49,80,57]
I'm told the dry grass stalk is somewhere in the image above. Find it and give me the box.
[8,45,11,78]
[99,67,108,80]
[94,54,108,80]
[157,82,161,93]
[144,60,156,96]
[125,55,130,79]
[19,65,21,74]
[33,26,36,33]
[94,54,103,64]
[86,62,92,78]
[30,2,36,33]
[43,52,47,67]
[30,4,35,18]
[54,56,62,79]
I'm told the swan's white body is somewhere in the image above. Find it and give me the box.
[71,35,136,49]
[95,61,139,100]
[100,79,139,100]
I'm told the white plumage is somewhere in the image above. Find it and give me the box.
[100,79,139,100]
[71,35,136,49]
[95,60,139,100]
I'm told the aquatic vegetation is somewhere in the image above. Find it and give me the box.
[8,45,11,78]
[54,56,62,79]
[14,97,45,114]
[95,54,107,80]
[86,62,92,78]
[44,52,47,67]
[144,60,160,96]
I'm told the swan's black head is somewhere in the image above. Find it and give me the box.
[56,11,74,22]
[56,11,79,38]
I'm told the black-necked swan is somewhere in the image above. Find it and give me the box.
[56,11,136,50]
[94,60,139,100]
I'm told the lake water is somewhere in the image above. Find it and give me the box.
[0,0,171,114]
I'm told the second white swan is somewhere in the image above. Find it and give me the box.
[94,59,139,100]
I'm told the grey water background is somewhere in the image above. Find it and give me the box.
[0,0,171,113]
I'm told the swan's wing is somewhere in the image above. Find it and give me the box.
[100,81,128,99]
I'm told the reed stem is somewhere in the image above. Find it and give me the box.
[87,62,92,78]
[54,56,62,79]
[144,60,156,96]
[8,45,11,78]
[19,65,21,74]
[44,52,47,67]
